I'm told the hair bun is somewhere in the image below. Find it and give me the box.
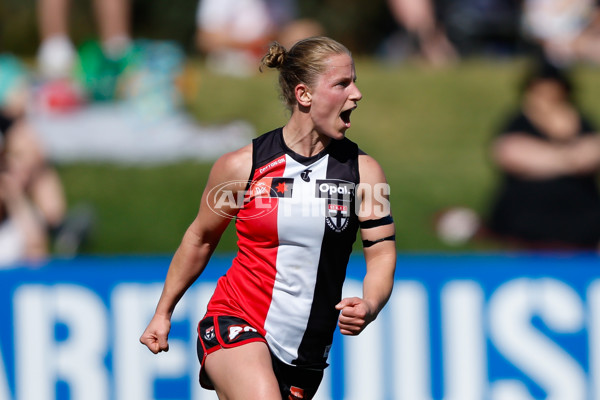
[260,42,287,71]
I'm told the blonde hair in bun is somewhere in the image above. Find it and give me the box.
[260,36,351,110]
[260,42,287,70]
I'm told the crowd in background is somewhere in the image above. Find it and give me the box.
[0,0,598,67]
[1,0,600,265]
[384,0,600,67]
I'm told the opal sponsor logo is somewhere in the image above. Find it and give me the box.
[315,180,355,201]
[315,180,392,219]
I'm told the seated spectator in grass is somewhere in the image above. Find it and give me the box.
[0,132,49,266]
[486,60,600,250]
[437,60,600,250]
[0,54,92,264]
[0,55,67,255]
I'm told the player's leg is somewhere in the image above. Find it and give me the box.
[271,355,325,400]
[204,341,281,400]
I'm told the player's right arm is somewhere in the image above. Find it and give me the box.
[140,144,252,354]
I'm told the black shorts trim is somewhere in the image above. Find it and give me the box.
[196,315,266,389]
[196,315,325,398]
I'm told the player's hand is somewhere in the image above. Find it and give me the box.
[335,297,375,336]
[140,314,171,354]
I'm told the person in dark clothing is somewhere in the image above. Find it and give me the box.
[486,60,600,249]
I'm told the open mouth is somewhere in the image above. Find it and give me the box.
[340,109,353,127]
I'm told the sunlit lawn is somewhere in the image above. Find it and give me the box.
[58,57,600,255]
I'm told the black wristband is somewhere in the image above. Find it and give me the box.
[362,234,396,248]
[359,215,394,229]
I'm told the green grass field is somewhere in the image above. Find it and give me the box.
[58,57,600,255]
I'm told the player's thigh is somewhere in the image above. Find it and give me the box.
[204,341,281,400]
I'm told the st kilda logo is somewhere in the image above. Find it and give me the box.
[315,180,355,232]
[204,325,215,341]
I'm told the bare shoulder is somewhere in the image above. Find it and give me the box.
[358,153,387,185]
[209,143,253,184]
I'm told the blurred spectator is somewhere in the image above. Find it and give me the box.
[452,0,523,56]
[381,0,523,62]
[0,57,56,264]
[521,0,600,65]
[36,0,131,80]
[384,0,458,66]
[195,0,323,76]
[0,54,93,263]
[0,123,49,266]
[437,60,600,250]
[35,0,189,109]
[485,60,600,249]
[2,116,67,235]
[26,1,256,166]
[34,0,135,111]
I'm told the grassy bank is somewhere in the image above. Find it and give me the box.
[59,57,600,255]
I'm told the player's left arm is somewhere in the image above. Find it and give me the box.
[336,154,397,336]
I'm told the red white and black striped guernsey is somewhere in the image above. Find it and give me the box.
[205,127,361,369]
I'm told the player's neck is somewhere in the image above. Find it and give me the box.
[282,118,330,157]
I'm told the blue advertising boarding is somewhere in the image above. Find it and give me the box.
[0,253,599,400]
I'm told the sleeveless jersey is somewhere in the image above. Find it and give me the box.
[205,127,360,368]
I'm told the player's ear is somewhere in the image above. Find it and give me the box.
[295,83,312,107]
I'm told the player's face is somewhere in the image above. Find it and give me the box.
[309,53,362,140]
